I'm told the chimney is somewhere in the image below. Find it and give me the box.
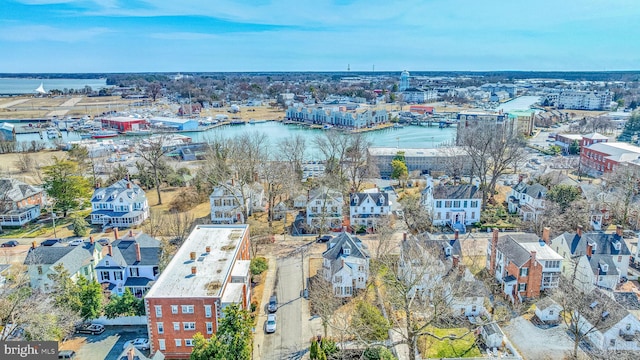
[576,225,583,238]
[90,236,94,244]
[454,229,459,240]
[126,174,130,182]
[31,241,37,249]
[95,182,100,189]
[616,225,623,238]
[489,229,499,275]
[107,245,113,257]
[127,348,134,360]
[542,227,550,245]
[403,232,407,241]
[135,243,141,262]
[452,255,460,268]
[127,182,131,189]
[530,251,537,267]
[587,243,593,257]
[191,266,197,275]
[114,227,119,240]
[190,251,196,261]
[128,229,134,238]
[205,246,211,253]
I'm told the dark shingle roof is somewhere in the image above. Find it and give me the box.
[323,232,370,275]
[512,182,547,199]
[91,179,146,203]
[496,234,540,268]
[24,242,99,275]
[108,233,161,267]
[349,192,389,207]
[578,288,630,332]
[613,292,640,310]
[0,178,42,202]
[558,231,631,257]
[432,184,481,200]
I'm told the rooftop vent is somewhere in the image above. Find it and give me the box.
[590,301,599,309]
[191,266,197,275]
[602,311,609,319]
[190,252,196,261]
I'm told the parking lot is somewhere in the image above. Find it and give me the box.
[59,325,148,360]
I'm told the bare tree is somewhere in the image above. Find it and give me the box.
[135,135,172,205]
[166,211,195,246]
[459,122,527,206]
[277,134,307,178]
[343,132,373,193]
[14,152,34,174]
[601,165,640,227]
[308,275,342,338]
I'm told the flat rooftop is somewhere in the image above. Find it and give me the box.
[368,147,466,157]
[149,116,196,124]
[145,225,248,298]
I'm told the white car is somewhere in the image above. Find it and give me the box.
[123,337,150,351]
[68,239,84,246]
[265,314,277,334]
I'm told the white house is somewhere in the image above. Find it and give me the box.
[210,181,266,224]
[480,323,505,349]
[535,297,562,323]
[90,179,149,228]
[95,231,161,297]
[550,226,631,291]
[322,232,370,297]
[575,289,640,352]
[306,187,343,231]
[507,182,547,222]
[349,191,391,232]
[0,178,44,227]
[23,239,102,292]
[421,177,481,233]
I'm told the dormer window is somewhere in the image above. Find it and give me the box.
[590,242,597,252]
[343,248,350,255]
[613,241,621,251]
[601,263,609,272]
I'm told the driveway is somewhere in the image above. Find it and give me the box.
[503,316,582,360]
[64,325,148,360]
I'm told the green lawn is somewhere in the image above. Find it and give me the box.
[418,326,482,358]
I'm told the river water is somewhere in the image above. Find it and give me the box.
[0,78,109,94]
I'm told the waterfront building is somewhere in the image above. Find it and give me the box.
[368,147,471,178]
[285,105,388,129]
[149,116,199,131]
[101,117,149,133]
[145,225,251,359]
[545,90,612,110]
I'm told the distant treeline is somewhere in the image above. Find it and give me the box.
[1,71,640,83]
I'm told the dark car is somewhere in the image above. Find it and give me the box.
[41,238,62,246]
[1,240,19,247]
[268,295,278,313]
[317,235,333,243]
[75,323,105,335]
[97,238,110,246]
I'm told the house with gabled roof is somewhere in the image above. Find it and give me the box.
[507,182,547,222]
[306,187,343,232]
[550,225,631,291]
[535,297,562,323]
[95,230,162,298]
[209,180,265,224]
[487,228,563,303]
[349,191,391,232]
[90,179,149,228]
[24,238,103,292]
[322,232,370,297]
[421,176,481,233]
[0,178,44,227]
[575,288,640,352]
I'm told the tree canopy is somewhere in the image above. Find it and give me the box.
[42,157,92,217]
[546,184,581,211]
[190,304,252,360]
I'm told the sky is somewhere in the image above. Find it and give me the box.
[1,0,640,73]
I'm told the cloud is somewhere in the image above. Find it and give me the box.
[0,25,111,42]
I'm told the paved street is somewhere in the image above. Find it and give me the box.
[259,255,308,360]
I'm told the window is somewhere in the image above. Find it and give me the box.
[453,201,460,208]
[154,305,162,318]
[436,201,442,208]
[545,260,560,268]
[171,305,178,314]
[158,339,166,351]
[343,248,350,255]
[204,305,212,318]
[471,305,477,312]
[129,267,139,277]
[471,201,478,208]
[101,271,110,281]
[520,268,528,277]
[463,201,468,208]
[618,256,622,262]
[206,322,213,334]
[175,339,182,347]
[173,322,180,331]
[114,272,123,281]
[609,339,615,347]
[518,283,527,292]
[157,322,164,334]
[334,276,342,283]
[182,305,194,314]
[185,339,194,347]
[183,322,196,331]
[549,310,554,316]
[445,201,452,207]
[471,212,475,219]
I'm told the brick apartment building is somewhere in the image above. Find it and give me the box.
[144,225,251,359]
[580,141,640,176]
[487,228,562,303]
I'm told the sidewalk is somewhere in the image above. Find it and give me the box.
[253,255,277,360]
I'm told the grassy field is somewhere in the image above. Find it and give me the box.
[418,326,482,358]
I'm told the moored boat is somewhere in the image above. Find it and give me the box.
[91,130,119,139]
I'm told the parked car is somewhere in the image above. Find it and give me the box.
[317,235,332,243]
[41,238,62,246]
[68,239,84,246]
[123,337,150,351]
[97,238,110,246]
[1,240,19,247]
[58,350,76,359]
[75,323,105,335]
[265,314,277,334]
[268,295,278,313]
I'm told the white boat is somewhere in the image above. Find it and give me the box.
[46,127,59,138]
[393,123,404,128]
[322,124,333,130]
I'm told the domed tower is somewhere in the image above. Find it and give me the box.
[400,70,410,91]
